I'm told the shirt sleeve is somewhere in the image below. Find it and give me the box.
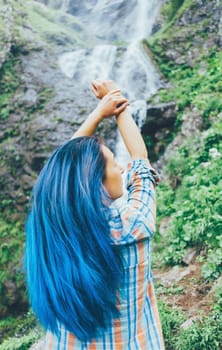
[110,159,160,245]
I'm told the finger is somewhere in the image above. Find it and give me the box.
[114,102,129,115]
[91,81,98,91]
[113,96,129,103]
[108,89,122,96]
[91,85,99,97]
[92,79,104,89]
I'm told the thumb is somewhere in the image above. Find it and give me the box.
[91,84,99,98]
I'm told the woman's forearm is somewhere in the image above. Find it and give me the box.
[116,107,149,161]
[71,109,102,139]
[71,91,128,139]
[90,80,150,162]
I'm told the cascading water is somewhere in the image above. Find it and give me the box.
[57,0,162,165]
[56,0,162,174]
[35,0,163,204]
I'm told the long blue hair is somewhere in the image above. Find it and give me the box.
[25,137,122,341]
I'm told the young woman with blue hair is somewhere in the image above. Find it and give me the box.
[25,80,165,349]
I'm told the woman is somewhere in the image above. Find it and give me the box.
[25,80,165,349]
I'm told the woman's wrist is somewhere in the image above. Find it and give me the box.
[91,106,105,123]
[115,105,130,119]
[71,107,103,139]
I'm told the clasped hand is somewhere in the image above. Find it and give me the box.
[92,79,129,118]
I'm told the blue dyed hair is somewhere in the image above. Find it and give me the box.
[25,137,122,341]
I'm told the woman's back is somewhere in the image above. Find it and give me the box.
[45,160,164,349]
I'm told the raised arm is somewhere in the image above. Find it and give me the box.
[91,80,151,164]
[115,107,148,161]
[72,90,128,139]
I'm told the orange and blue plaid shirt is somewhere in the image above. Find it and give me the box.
[45,159,165,349]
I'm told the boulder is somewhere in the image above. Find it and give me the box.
[158,217,171,237]
[182,248,198,266]
[180,316,199,330]
[144,102,177,131]
[156,108,203,171]
[142,102,177,161]
[154,264,199,286]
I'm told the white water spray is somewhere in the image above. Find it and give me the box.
[57,0,162,178]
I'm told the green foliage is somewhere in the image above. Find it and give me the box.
[158,301,185,349]
[0,327,43,350]
[146,24,222,127]
[0,52,20,120]
[201,247,222,281]
[149,50,222,128]
[0,216,27,316]
[156,119,222,279]
[168,0,185,21]
[159,301,222,350]
[148,1,222,349]
[156,282,184,296]
[176,307,222,350]
[0,312,37,345]
[144,130,175,161]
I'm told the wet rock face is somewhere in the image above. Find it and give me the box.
[37,0,148,42]
[66,0,137,41]
[143,102,177,133]
[67,0,133,21]
[0,2,13,68]
[1,48,117,215]
[155,108,203,174]
[141,102,178,161]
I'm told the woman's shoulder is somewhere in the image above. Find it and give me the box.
[127,158,160,186]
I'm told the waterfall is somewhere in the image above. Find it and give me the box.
[56,0,162,167]
[58,45,117,82]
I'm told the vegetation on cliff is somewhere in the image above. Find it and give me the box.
[145,0,222,348]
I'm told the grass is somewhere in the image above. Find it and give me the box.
[155,118,222,279]
[0,327,43,350]
[158,286,222,350]
[0,311,44,349]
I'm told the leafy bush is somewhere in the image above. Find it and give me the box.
[0,216,27,316]
[0,312,37,345]
[0,52,20,120]
[156,119,222,279]
[176,307,222,350]
[148,1,222,349]
[159,301,222,350]
[146,46,222,129]
[158,301,185,349]
[0,327,43,350]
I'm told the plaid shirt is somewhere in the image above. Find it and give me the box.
[45,159,165,349]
